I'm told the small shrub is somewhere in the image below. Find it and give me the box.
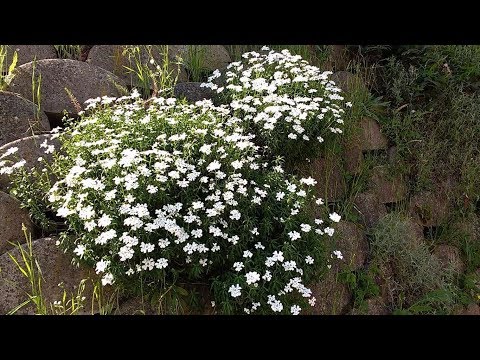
[371,213,451,307]
[201,46,351,164]
[2,47,351,315]
[2,91,344,314]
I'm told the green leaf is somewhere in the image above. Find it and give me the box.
[8,51,17,75]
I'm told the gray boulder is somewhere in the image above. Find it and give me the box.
[9,59,125,115]
[0,91,50,147]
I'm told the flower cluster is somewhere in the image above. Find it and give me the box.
[1,48,348,315]
[201,46,351,162]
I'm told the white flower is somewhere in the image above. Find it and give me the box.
[324,227,335,236]
[287,184,297,192]
[73,244,86,258]
[191,229,203,238]
[333,250,344,260]
[95,229,116,245]
[98,214,112,228]
[140,242,155,253]
[147,185,158,194]
[78,206,95,220]
[300,177,317,186]
[155,258,168,269]
[245,271,261,285]
[262,271,272,282]
[254,242,265,250]
[233,262,244,272]
[243,250,253,258]
[118,246,134,261]
[270,300,283,312]
[288,230,301,241]
[95,259,110,274]
[231,160,243,169]
[0,146,18,159]
[272,251,284,262]
[206,160,221,172]
[191,201,204,210]
[300,223,311,232]
[84,220,97,232]
[101,273,114,286]
[199,258,208,267]
[12,160,26,169]
[126,268,134,276]
[142,258,155,271]
[329,212,341,223]
[168,170,180,179]
[228,284,242,298]
[56,207,73,218]
[105,189,117,200]
[290,305,301,315]
[276,192,285,201]
[283,260,297,271]
[229,209,241,220]
[44,145,55,154]
[158,239,170,248]
[305,256,314,264]
[199,144,212,154]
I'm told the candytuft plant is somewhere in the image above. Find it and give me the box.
[202,46,351,164]
[1,48,350,315]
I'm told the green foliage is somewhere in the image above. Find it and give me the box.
[393,287,459,315]
[10,162,58,232]
[183,45,207,82]
[6,225,109,315]
[123,45,180,98]
[54,45,82,60]
[371,213,451,307]
[378,46,480,206]
[341,267,380,311]
[0,45,18,90]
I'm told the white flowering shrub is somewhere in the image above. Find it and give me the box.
[201,46,351,162]
[1,47,349,314]
[1,91,343,314]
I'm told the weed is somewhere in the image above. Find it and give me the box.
[393,286,459,315]
[377,46,480,210]
[340,267,380,311]
[7,224,48,314]
[123,45,179,98]
[54,45,82,60]
[371,213,454,309]
[184,45,207,82]
[0,45,18,90]
[6,225,115,315]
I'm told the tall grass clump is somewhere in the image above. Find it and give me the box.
[0,45,18,90]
